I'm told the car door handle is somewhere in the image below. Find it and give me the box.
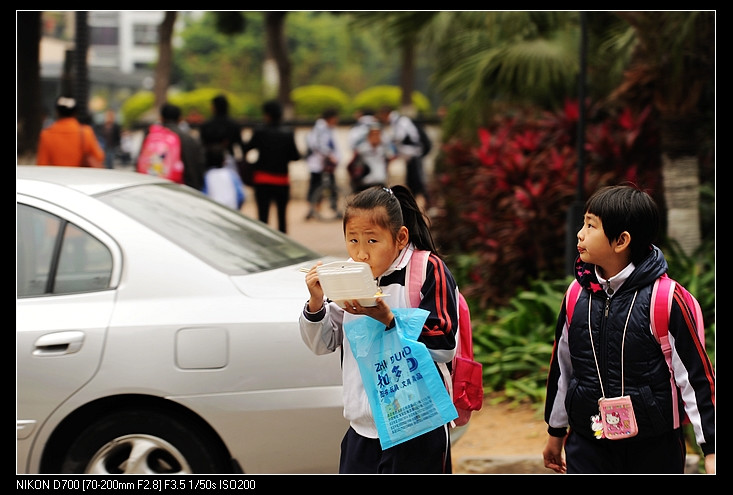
[33,331,85,356]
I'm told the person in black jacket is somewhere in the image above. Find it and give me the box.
[543,185,715,474]
[158,103,206,190]
[200,94,245,162]
[242,100,301,233]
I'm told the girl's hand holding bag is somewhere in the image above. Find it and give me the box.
[344,307,458,449]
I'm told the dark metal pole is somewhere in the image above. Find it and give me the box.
[565,11,588,276]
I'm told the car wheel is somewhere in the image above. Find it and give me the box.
[59,408,230,474]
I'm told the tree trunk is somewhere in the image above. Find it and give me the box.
[658,113,703,256]
[613,11,712,257]
[153,11,177,112]
[264,12,293,121]
[17,11,42,162]
[662,154,701,256]
[399,37,416,117]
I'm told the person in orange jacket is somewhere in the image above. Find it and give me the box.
[37,96,105,167]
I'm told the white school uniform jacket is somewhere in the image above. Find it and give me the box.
[299,244,459,439]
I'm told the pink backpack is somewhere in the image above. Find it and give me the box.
[407,250,483,427]
[565,273,705,428]
[136,124,184,184]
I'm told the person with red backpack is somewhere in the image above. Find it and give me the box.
[543,185,715,474]
[137,103,205,191]
[299,185,459,473]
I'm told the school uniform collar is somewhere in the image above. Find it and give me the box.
[594,262,636,297]
[347,244,414,284]
[371,244,414,283]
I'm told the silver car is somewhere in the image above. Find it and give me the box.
[16,166,347,474]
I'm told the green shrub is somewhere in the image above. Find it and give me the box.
[121,85,434,126]
[291,85,350,119]
[121,88,262,127]
[471,277,570,406]
[351,85,431,115]
[120,91,155,128]
[169,88,261,120]
[169,88,223,120]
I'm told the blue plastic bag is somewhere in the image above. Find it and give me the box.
[345,307,458,449]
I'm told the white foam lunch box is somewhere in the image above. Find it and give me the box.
[316,261,386,307]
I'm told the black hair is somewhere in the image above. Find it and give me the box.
[55,95,77,118]
[343,185,440,256]
[205,148,225,170]
[212,95,229,116]
[56,106,76,118]
[584,184,660,264]
[160,103,181,122]
[322,107,339,120]
[263,100,283,124]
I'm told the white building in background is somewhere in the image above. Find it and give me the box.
[40,11,167,115]
[87,11,164,74]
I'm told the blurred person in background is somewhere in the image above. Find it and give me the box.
[348,122,394,192]
[202,147,245,211]
[98,108,122,169]
[242,100,301,233]
[138,103,206,191]
[376,105,431,210]
[37,96,105,167]
[305,107,341,220]
[348,108,378,151]
[200,94,245,168]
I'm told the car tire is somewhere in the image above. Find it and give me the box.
[58,408,230,474]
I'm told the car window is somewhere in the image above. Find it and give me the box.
[98,184,321,274]
[17,204,113,297]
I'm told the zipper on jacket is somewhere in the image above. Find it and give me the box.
[600,296,611,394]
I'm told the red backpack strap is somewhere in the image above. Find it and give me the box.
[406,249,429,308]
[651,273,674,344]
[650,274,681,428]
[458,293,473,360]
[408,250,455,415]
[565,280,583,328]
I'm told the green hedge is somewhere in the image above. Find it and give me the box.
[351,85,431,115]
[120,85,433,127]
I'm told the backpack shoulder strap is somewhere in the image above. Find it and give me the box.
[406,249,429,308]
[651,273,706,362]
[650,274,683,428]
[565,280,583,327]
[457,293,473,360]
[650,274,674,347]
[408,249,455,413]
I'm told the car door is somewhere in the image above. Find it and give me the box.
[16,197,121,472]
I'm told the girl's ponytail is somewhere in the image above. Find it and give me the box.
[391,185,439,256]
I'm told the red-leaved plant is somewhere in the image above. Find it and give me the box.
[430,100,662,309]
